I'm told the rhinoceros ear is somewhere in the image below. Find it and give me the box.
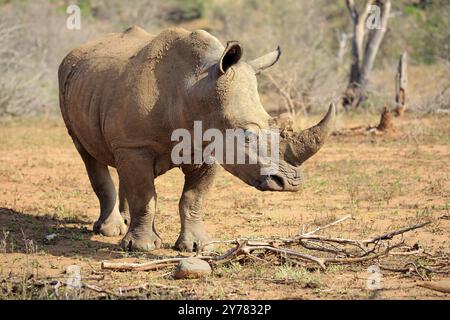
[219,41,243,75]
[248,46,281,74]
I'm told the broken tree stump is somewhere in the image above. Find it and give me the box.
[394,52,408,117]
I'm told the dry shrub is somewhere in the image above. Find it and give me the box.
[412,83,450,115]
[0,0,199,118]
[0,23,49,117]
[209,0,343,116]
[0,0,448,118]
[0,1,102,117]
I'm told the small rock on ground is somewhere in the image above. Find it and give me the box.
[174,258,212,279]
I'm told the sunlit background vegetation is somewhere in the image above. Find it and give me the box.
[0,0,449,117]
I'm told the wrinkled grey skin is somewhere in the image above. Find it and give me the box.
[58,27,335,252]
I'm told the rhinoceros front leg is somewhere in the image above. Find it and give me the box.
[72,137,127,237]
[116,149,162,251]
[175,163,217,252]
[118,179,130,226]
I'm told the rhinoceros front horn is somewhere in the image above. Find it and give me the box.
[281,104,336,166]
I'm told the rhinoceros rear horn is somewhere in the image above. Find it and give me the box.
[287,104,336,165]
[219,41,243,74]
[248,46,282,74]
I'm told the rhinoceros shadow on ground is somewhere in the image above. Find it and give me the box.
[0,207,137,261]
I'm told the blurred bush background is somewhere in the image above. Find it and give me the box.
[0,0,448,117]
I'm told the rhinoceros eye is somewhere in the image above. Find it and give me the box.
[244,131,257,143]
[244,125,260,144]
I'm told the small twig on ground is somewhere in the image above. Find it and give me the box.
[117,282,182,295]
[388,249,423,256]
[101,257,212,272]
[302,214,352,236]
[323,241,404,264]
[82,283,117,296]
[364,221,431,244]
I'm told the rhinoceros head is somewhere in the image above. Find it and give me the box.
[186,37,335,192]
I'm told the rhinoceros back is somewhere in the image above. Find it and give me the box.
[59,26,223,167]
[58,26,154,166]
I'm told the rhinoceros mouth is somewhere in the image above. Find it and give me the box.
[256,175,285,191]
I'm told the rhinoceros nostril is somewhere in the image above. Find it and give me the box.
[270,175,285,188]
[257,175,285,191]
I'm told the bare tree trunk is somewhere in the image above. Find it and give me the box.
[336,32,351,66]
[360,0,391,87]
[346,0,374,85]
[342,0,391,110]
[394,52,408,116]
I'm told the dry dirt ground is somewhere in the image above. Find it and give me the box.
[0,113,448,300]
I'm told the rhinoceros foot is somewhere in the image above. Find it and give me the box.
[175,224,211,252]
[93,214,127,237]
[120,231,162,252]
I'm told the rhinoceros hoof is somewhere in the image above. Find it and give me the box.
[93,216,127,237]
[175,231,211,252]
[120,232,162,252]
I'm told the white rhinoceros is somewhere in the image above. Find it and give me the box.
[58,26,335,252]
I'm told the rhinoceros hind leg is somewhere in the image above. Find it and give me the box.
[175,163,217,252]
[116,149,162,251]
[72,137,127,237]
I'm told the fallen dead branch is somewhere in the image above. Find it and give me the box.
[0,275,192,299]
[100,216,444,278]
[1,277,118,298]
[101,258,194,272]
[418,281,450,294]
